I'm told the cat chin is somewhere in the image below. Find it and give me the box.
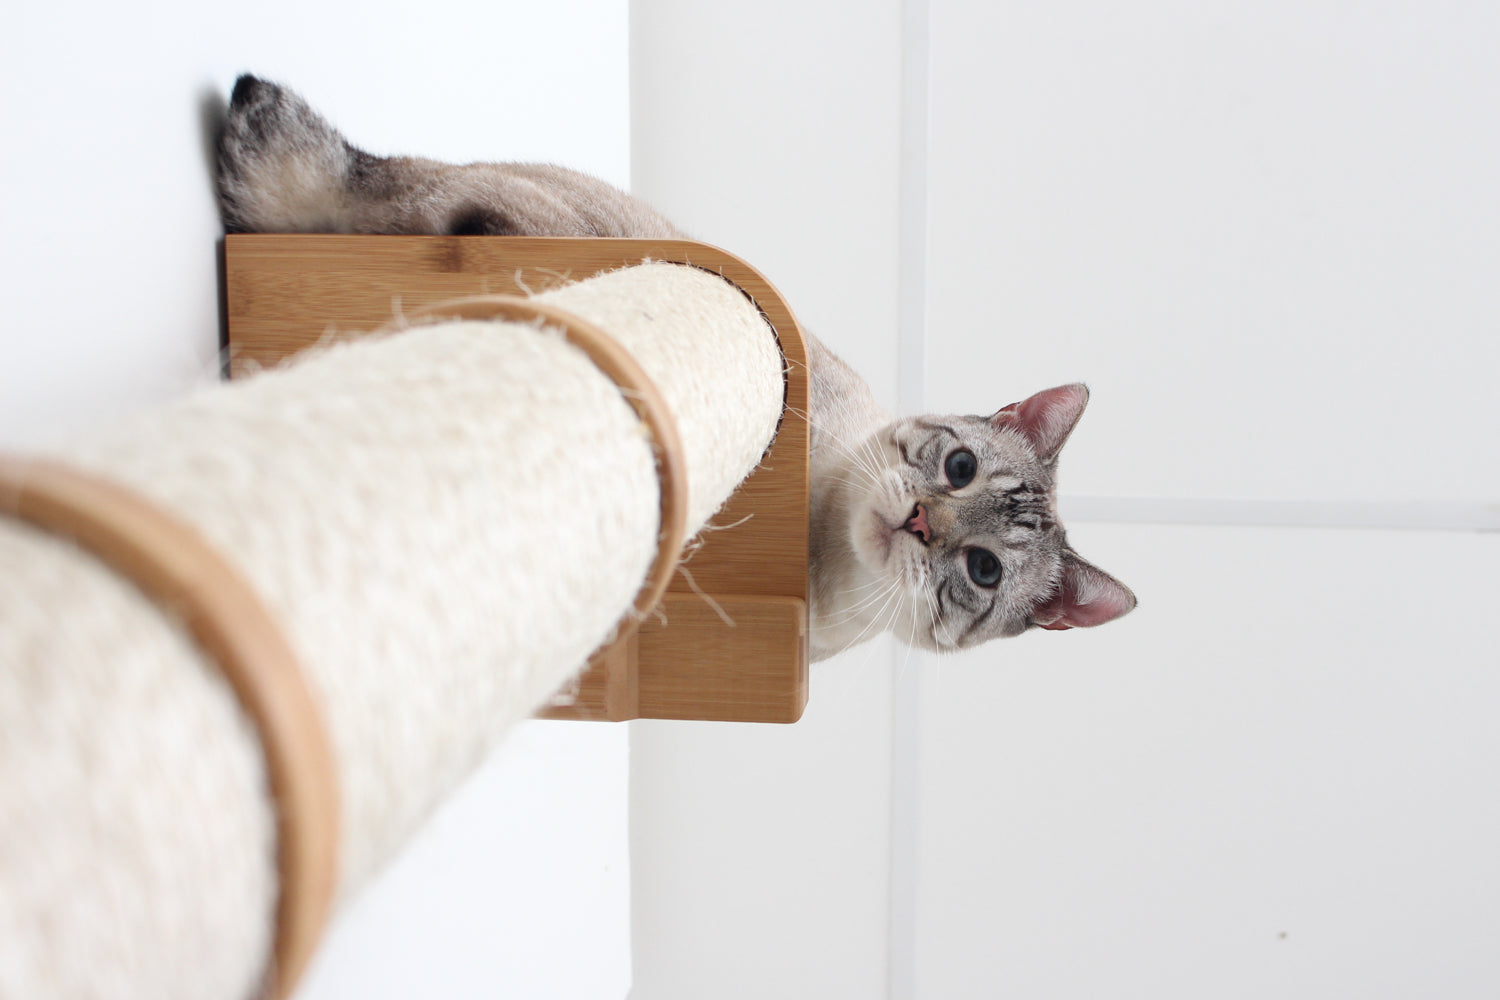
[850,503,925,588]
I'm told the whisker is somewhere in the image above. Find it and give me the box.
[839,580,907,654]
[821,578,902,628]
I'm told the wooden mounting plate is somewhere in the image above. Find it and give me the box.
[222,235,809,723]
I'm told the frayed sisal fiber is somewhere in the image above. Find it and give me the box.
[0,262,783,1000]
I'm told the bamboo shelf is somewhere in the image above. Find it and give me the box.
[221,235,809,724]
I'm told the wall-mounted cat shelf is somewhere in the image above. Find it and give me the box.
[222,235,809,724]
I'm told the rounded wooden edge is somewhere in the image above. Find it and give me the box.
[0,457,339,1000]
[399,296,691,632]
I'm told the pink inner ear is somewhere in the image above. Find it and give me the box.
[991,383,1090,460]
[1031,553,1136,630]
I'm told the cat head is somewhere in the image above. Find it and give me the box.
[842,383,1135,652]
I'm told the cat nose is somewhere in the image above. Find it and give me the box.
[903,503,931,544]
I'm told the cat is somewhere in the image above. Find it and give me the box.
[216,74,1135,662]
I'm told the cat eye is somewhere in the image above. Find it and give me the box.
[944,448,977,488]
[966,548,1002,588]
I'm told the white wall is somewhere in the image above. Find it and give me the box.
[914,4,1500,995]
[924,2,1500,508]
[630,1,906,996]
[1,3,635,997]
[915,525,1500,998]
[630,2,1500,998]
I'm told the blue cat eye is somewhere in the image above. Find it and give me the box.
[944,448,977,488]
[966,547,1002,588]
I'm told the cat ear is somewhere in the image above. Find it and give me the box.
[1032,550,1136,630]
[990,383,1090,461]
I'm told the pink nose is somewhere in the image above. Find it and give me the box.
[903,503,931,543]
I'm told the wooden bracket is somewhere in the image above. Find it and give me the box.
[222,235,810,724]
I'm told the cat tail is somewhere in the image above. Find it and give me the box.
[215,74,372,234]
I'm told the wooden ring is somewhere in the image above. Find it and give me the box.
[0,458,339,1000]
[401,296,691,634]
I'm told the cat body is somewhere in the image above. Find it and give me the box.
[217,75,1135,661]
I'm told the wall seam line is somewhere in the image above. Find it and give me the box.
[890,0,930,997]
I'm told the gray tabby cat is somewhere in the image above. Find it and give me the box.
[216,75,1135,662]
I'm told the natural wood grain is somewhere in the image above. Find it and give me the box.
[223,235,809,723]
[0,457,338,1000]
[637,594,808,723]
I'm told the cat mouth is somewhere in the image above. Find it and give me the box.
[861,508,918,568]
